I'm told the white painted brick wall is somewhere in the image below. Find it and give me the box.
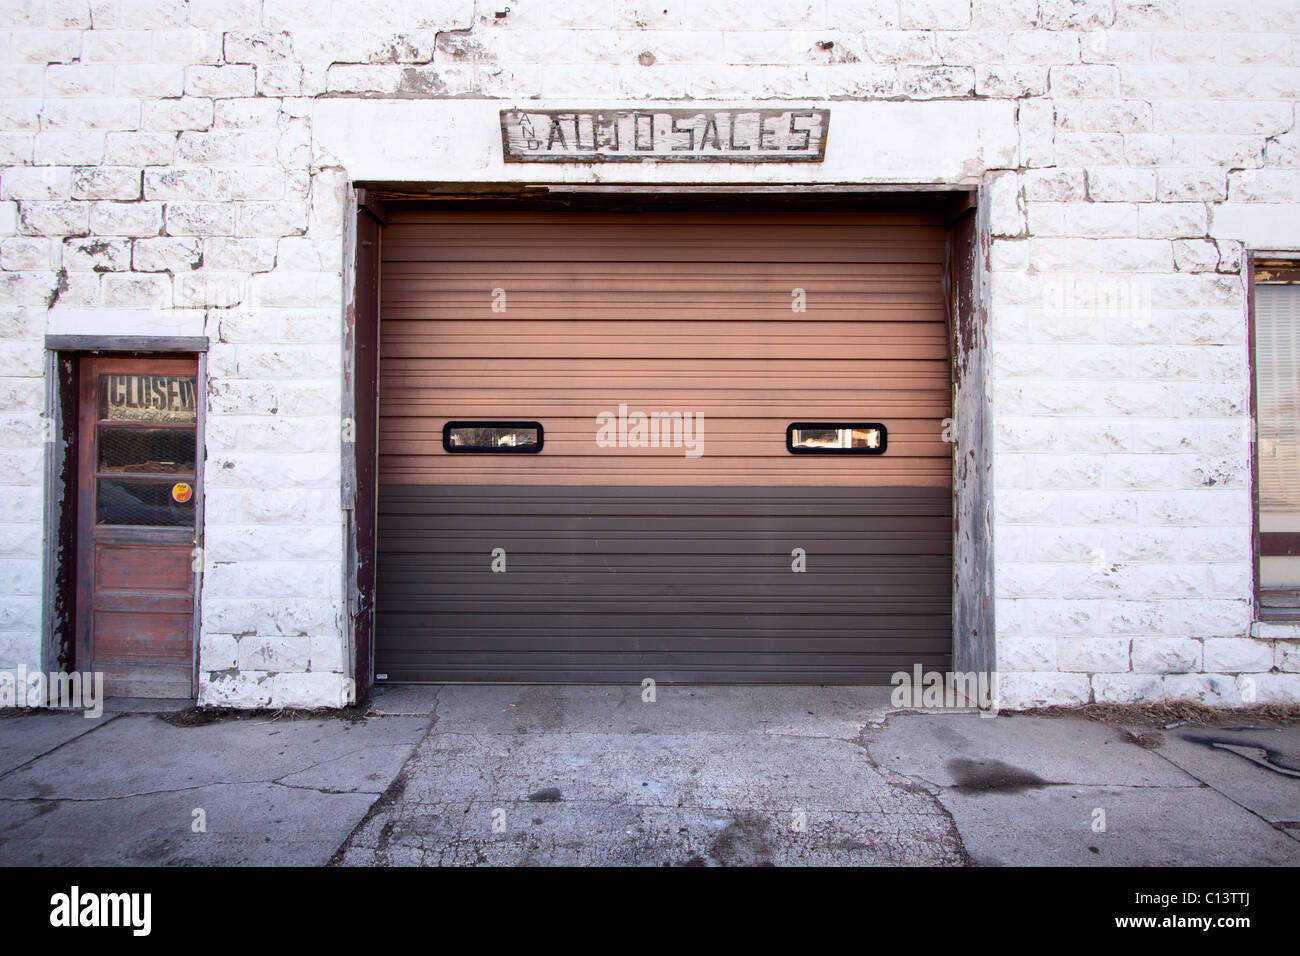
[1,0,1297,709]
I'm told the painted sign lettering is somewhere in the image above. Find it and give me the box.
[501,109,830,163]
[101,375,198,424]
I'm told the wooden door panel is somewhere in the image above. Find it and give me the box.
[93,590,194,614]
[76,355,200,699]
[94,543,193,592]
[91,612,194,660]
[97,661,193,700]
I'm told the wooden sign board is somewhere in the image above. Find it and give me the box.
[501,109,830,163]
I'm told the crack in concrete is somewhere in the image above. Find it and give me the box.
[326,706,440,865]
[428,685,443,726]
[337,705,1292,865]
[0,775,390,804]
[0,713,121,784]
[332,704,969,864]
[269,741,419,785]
[1,780,271,802]
[343,796,962,867]
[0,718,421,804]
[270,779,385,797]
[851,725,975,866]
[336,707,984,862]
[1145,738,1297,837]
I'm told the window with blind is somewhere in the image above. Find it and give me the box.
[1256,286,1300,511]
[1254,279,1300,611]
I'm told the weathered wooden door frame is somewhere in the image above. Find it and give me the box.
[340,184,995,691]
[42,337,208,698]
[342,188,385,702]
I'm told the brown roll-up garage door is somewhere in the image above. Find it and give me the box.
[375,202,952,683]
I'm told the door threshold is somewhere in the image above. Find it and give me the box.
[103,697,195,714]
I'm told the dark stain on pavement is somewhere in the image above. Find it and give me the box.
[947,757,1050,794]
[707,811,775,866]
[527,787,562,802]
[1196,739,1300,778]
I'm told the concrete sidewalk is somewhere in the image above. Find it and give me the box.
[0,704,428,865]
[0,686,1296,866]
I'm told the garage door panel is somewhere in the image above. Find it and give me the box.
[380,263,946,282]
[381,218,943,235]
[378,360,951,380]
[376,630,954,652]
[375,206,953,683]
[377,388,953,404]
[381,280,945,301]
[375,670,937,684]
[382,302,946,320]
[381,288,947,307]
[379,397,950,411]
[375,652,952,685]
[375,484,956,509]
[379,437,954,461]
[377,553,953,570]
[381,342,951,362]
[383,208,940,224]
[379,613,951,629]
[380,578,952,597]
[379,433,950,449]
[382,243,945,265]
[377,461,954,487]
[377,633,954,653]
[375,484,952,681]
[383,308,946,324]
[382,317,946,335]
[376,515,954,535]
[377,358,952,374]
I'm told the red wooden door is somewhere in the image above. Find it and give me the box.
[75,356,200,698]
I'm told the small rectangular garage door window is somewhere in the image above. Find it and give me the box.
[787,422,887,454]
[443,421,543,453]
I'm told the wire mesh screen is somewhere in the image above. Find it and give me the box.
[96,479,195,527]
[97,427,195,474]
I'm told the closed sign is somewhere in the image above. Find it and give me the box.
[101,374,198,424]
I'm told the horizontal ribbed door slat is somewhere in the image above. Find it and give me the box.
[375,206,952,683]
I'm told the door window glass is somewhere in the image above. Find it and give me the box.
[93,372,198,527]
[787,422,887,454]
[443,421,544,453]
[97,427,196,474]
[96,478,195,527]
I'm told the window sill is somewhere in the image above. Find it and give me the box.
[1250,620,1300,640]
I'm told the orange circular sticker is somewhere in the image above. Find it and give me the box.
[171,481,193,503]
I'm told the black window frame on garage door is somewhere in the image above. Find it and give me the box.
[341,185,995,695]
